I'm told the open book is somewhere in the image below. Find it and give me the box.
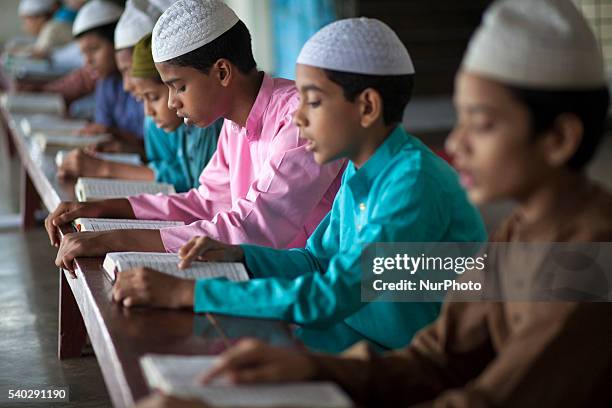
[75,177,176,201]
[1,92,65,115]
[140,354,353,408]
[1,53,67,80]
[73,218,184,232]
[56,150,143,167]
[35,133,112,151]
[11,59,67,81]
[20,114,88,136]
[102,252,249,282]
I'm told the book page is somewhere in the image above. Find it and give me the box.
[141,354,221,389]
[95,152,143,166]
[56,151,143,167]
[2,93,65,114]
[35,133,111,150]
[105,252,249,282]
[20,115,87,135]
[74,218,184,232]
[76,178,175,200]
[140,354,353,408]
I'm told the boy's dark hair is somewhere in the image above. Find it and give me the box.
[323,70,414,125]
[166,20,256,75]
[508,86,610,170]
[27,11,54,19]
[74,22,117,43]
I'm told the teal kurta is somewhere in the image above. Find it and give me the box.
[144,117,223,192]
[193,126,487,351]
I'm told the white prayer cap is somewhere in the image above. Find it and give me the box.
[152,0,239,63]
[115,0,180,49]
[73,0,124,37]
[297,17,415,76]
[148,0,179,11]
[18,0,57,16]
[115,1,153,50]
[462,0,606,89]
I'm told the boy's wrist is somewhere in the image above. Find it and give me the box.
[98,160,113,178]
[237,246,256,278]
[177,279,195,308]
[117,229,165,252]
[231,245,245,262]
[100,230,125,253]
[101,198,136,219]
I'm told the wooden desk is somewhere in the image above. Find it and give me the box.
[0,106,75,227]
[1,107,297,407]
[62,242,295,407]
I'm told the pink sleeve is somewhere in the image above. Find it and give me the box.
[159,118,343,252]
[127,123,232,223]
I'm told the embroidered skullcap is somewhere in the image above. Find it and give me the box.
[73,0,123,37]
[18,0,57,16]
[462,0,606,89]
[297,17,415,76]
[151,0,239,63]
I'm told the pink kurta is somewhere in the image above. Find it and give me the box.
[128,73,344,252]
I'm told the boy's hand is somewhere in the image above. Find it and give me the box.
[135,394,211,408]
[14,80,40,92]
[45,199,135,246]
[178,236,244,269]
[58,149,108,179]
[112,267,195,309]
[77,123,110,136]
[85,139,123,154]
[200,339,317,385]
[45,201,105,246]
[55,229,165,275]
[55,231,118,274]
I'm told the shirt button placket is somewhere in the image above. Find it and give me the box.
[356,203,366,231]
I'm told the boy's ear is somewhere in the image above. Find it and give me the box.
[541,113,583,167]
[358,88,383,128]
[214,59,232,87]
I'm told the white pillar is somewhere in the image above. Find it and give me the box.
[224,0,275,73]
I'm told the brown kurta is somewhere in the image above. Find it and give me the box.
[310,183,612,407]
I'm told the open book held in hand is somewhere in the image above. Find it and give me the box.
[73,218,184,232]
[140,354,353,408]
[75,177,175,201]
[102,252,249,282]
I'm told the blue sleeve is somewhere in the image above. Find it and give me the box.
[197,118,223,165]
[94,79,113,127]
[192,171,436,328]
[126,95,145,139]
[239,209,336,280]
[182,119,223,189]
[144,118,191,193]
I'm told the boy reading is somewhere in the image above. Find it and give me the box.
[169,2,612,407]
[113,17,486,353]
[46,0,343,267]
